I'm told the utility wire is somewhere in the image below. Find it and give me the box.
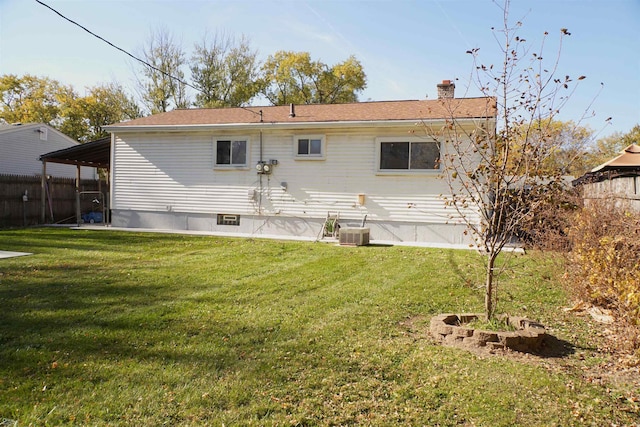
[34,0,198,91]
[35,0,265,120]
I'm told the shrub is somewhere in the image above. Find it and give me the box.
[516,185,580,252]
[565,201,640,326]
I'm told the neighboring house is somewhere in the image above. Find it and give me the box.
[573,143,640,212]
[0,123,95,179]
[104,81,496,247]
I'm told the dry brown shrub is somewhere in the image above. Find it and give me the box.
[565,201,640,333]
[517,186,581,252]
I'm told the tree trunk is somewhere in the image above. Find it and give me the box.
[485,253,497,320]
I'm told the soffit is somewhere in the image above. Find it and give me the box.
[39,137,110,169]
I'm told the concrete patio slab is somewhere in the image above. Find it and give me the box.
[0,251,32,259]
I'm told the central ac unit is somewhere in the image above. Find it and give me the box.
[339,227,370,246]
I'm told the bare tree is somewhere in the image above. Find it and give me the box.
[424,0,594,319]
[136,27,190,114]
[190,32,263,108]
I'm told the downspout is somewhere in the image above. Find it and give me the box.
[106,167,111,224]
[109,133,116,224]
[259,128,263,213]
[258,110,264,214]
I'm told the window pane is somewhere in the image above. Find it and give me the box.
[231,140,246,165]
[310,139,322,155]
[410,142,440,169]
[216,140,231,164]
[298,139,309,155]
[380,142,409,169]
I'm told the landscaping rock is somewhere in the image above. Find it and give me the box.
[473,330,499,344]
[429,313,547,353]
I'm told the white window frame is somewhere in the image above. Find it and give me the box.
[375,136,441,174]
[213,136,250,170]
[293,135,325,160]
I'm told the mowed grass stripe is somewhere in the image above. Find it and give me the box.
[0,228,635,426]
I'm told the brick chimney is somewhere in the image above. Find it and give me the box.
[437,80,455,99]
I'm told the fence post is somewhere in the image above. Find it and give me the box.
[41,162,47,224]
[76,165,81,225]
[22,190,28,226]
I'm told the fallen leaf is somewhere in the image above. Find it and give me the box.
[588,307,614,324]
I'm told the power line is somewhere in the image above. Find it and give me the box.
[34,0,198,92]
[34,0,266,120]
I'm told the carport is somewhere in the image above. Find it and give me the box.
[38,136,111,225]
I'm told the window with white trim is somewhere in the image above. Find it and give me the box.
[377,137,440,171]
[214,137,248,168]
[294,135,325,159]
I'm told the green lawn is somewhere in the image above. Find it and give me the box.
[0,228,636,426]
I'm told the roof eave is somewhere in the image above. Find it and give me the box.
[103,117,494,133]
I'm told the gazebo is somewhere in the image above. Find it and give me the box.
[573,144,640,211]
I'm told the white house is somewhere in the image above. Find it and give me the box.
[0,123,95,179]
[104,82,496,247]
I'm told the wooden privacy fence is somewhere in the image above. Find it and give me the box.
[0,174,104,228]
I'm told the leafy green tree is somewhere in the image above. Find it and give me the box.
[510,119,595,177]
[589,124,640,167]
[316,55,367,104]
[261,51,366,105]
[61,83,142,142]
[56,85,86,141]
[83,83,141,140]
[620,124,640,145]
[190,33,263,107]
[0,74,69,125]
[136,27,190,114]
[1,74,142,142]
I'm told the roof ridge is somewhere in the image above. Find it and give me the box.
[170,97,495,112]
[624,143,640,154]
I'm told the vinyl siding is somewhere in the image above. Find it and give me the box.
[111,126,481,226]
[0,124,95,179]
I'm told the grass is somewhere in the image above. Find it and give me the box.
[0,227,637,426]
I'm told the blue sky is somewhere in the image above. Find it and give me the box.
[1,0,638,138]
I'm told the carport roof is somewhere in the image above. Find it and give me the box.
[39,136,110,169]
